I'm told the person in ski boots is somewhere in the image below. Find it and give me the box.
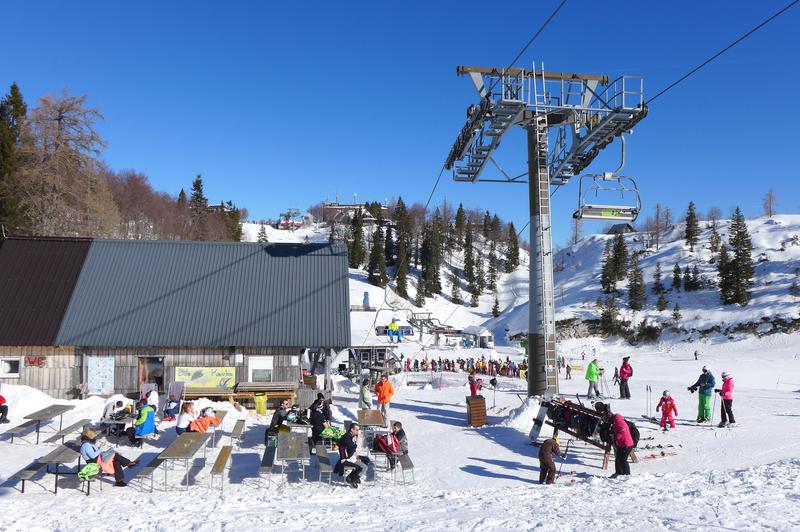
[335,423,371,488]
[619,357,633,399]
[585,359,602,398]
[538,436,561,484]
[608,413,635,478]
[715,372,735,427]
[688,366,715,422]
[656,390,678,430]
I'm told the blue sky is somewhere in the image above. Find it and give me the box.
[2,1,798,245]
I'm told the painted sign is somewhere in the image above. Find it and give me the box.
[24,356,46,367]
[86,356,115,395]
[175,366,236,389]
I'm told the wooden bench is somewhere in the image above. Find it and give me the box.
[210,445,233,493]
[259,445,276,488]
[44,418,91,445]
[7,420,39,444]
[315,444,333,484]
[134,457,164,493]
[13,462,46,493]
[396,454,415,485]
[230,419,246,448]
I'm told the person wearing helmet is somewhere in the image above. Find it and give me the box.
[715,372,735,427]
[538,436,562,484]
[656,390,679,431]
[688,366,715,422]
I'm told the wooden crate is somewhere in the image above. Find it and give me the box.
[466,395,487,427]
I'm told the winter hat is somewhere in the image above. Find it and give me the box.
[663,390,670,397]
[623,356,630,361]
[702,366,708,372]
[82,427,98,440]
[721,371,729,378]
[553,436,561,446]
[317,392,325,400]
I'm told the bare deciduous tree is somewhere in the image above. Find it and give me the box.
[763,189,777,218]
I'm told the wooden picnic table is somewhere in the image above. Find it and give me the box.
[38,439,81,495]
[158,432,210,490]
[276,431,310,479]
[103,415,137,447]
[24,404,75,444]
[357,409,385,428]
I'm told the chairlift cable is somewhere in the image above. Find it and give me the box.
[646,0,800,105]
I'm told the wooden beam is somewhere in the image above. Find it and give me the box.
[457,65,608,84]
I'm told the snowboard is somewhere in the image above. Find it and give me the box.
[528,401,551,443]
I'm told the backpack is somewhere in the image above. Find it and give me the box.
[78,463,101,481]
[374,433,400,454]
[625,420,640,447]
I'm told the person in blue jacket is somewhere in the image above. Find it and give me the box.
[688,366,716,422]
[80,427,138,486]
[128,399,156,446]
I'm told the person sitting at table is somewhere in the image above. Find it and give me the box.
[80,427,138,487]
[334,422,371,488]
[163,395,180,422]
[308,393,332,444]
[0,392,9,423]
[188,407,221,433]
[128,398,156,446]
[265,399,290,446]
[176,402,196,435]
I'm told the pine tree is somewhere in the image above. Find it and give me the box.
[600,297,620,335]
[672,263,682,291]
[685,201,699,252]
[394,198,411,298]
[348,209,366,268]
[612,233,628,281]
[188,174,209,240]
[691,264,701,290]
[224,201,242,242]
[483,210,491,239]
[506,222,520,272]
[470,288,479,308]
[367,224,388,287]
[487,241,498,291]
[177,188,187,209]
[672,303,682,323]
[384,225,395,267]
[709,219,721,254]
[492,293,500,317]
[475,251,485,292]
[652,262,665,294]
[601,240,616,293]
[415,272,426,307]
[628,255,646,311]
[490,214,501,241]
[656,292,668,311]
[683,266,692,292]
[429,210,443,294]
[464,226,477,299]
[450,271,462,304]
[717,244,733,304]
[0,83,27,229]
[728,207,754,305]
[257,224,268,243]
[789,280,800,299]
[396,248,409,298]
[454,203,466,248]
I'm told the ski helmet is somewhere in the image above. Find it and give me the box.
[663,390,670,397]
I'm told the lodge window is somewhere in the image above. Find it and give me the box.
[1,358,21,378]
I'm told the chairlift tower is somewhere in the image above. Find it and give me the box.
[446,64,648,396]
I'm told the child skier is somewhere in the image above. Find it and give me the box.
[656,390,678,431]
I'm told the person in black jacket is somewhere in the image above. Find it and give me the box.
[264,399,290,446]
[308,393,332,444]
[335,423,371,488]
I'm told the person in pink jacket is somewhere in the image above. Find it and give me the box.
[715,372,735,427]
[609,412,634,477]
[618,356,633,399]
[656,390,678,431]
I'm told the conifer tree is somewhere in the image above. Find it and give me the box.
[612,233,628,281]
[487,241,498,291]
[600,297,620,335]
[415,272,426,307]
[685,201,699,252]
[709,219,721,254]
[691,264,701,290]
[384,225,395,267]
[490,214,501,241]
[0,83,27,228]
[483,210,491,239]
[367,223,388,287]
[348,209,366,268]
[492,293,500,317]
[429,210,443,294]
[728,207,754,305]
[656,292,668,311]
[450,271,462,304]
[683,266,692,292]
[672,303,682,323]
[464,226,477,298]
[717,243,733,304]
[506,222,520,272]
[257,224,268,243]
[475,251,485,292]
[188,174,209,240]
[445,222,457,253]
[628,255,646,311]
[652,262,665,294]
[454,203,466,247]
[600,240,616,293]
[672,263,682,291]
[470,288,480,308]
[396,248,409,298]
[789,280,800,299]
[177,188,187,209]
[394,198,411,298]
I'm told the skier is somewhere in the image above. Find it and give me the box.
[538,436,561,484]
[585,358,602,398]
[688,366,716,423]
[656,390,678,431]
[608,412,634,478]
[715,371,735,427]
[565,363,572,380]
[619,356,633,399]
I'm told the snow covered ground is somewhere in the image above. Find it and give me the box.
[1,333,799,531]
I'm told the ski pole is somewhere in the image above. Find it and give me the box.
[556,440,571,480]
[710,392,717,426]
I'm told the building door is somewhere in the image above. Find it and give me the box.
[138,357,164,392]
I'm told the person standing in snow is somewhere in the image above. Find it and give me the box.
[688,366,716,422]
[608,412,634,477]
[308,392,332,444]
[618,356,633,399]
[375,374,394,426]
[565,363,572,380]
[656,390,678,431]
[358,378,372,410]
[585,359,602,398]
[0,393,9,423]
[538,436,561,484]
[715,372,735,427]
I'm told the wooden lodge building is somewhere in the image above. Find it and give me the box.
[0,236,351,401]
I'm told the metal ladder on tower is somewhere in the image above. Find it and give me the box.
[531,63,559,393]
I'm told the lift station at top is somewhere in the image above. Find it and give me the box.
[445,63,648,396]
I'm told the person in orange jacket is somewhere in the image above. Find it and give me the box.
[374,374,394,426]
[656,390,678,431]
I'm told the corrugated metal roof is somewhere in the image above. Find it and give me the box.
[0,236,92,345]
[55,240,351,348]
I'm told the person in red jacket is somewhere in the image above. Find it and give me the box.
[618,356,633,399]
[0,393,8,423]
[656,390,678,431]
[609,412,634,477]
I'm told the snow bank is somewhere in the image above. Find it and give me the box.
[500,396,541,433]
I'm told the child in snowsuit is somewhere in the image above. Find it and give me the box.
[656,390,678,430]
[538,436,561,484]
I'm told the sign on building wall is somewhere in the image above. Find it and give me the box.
[86,356,115,395]
[175,366,236,389]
